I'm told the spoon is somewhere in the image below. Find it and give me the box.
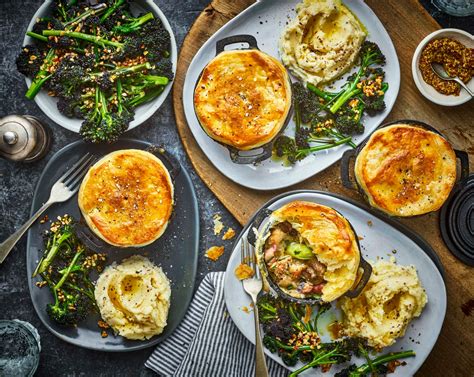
[431,63,473,97]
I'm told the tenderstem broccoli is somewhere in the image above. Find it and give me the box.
[43,29,123,48]
[25,48,56,100]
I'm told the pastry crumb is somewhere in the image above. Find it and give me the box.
[234,263,254,280]
[222,228,236,240]
[98,320,110,329]
[367,220,373,227]
[213,214,224,235]
[101,330,108,338]
[205,246,225,261]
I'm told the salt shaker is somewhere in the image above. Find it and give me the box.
[0,115,50,162]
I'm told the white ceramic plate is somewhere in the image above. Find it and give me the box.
[224,191,446,375]
[183,0,400,190]
[412,28,474,106]
[23,0,177,133]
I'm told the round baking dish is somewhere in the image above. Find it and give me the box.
[246,206,372,305]
[340,119,469,217]
[193,34,293,164]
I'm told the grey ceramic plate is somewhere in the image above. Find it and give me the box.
[224,190,446,375]
[26,139,199,351]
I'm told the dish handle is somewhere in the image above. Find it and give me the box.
[216,34,259,55]
[454,149,469,181]
[344,257,372,298]
[228,144,273,164]
[340,149,357,190]
[247,208,273,246]
[145,145,181,180]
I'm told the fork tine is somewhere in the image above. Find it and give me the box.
[241,241,245,263]
[63,155,95,186]
[56,153,90,184]
[65,157,96,191]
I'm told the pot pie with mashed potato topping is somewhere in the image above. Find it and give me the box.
[354,124,457,217]
[257,201,362,302]
[194,49,292,150]
[78,149,174,248]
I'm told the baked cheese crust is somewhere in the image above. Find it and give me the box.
[355,124,456,217]
[194,49,292,150]
[78,150,174,247]
[271,201,360,302]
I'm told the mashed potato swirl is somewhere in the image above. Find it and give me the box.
[95,255,171,340]
[340,258,427,349]
[279,0,366,86]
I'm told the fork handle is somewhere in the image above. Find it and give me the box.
[0,200,53,264]
[252,298,269,377]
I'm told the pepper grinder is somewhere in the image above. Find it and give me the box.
[0,115,50,162]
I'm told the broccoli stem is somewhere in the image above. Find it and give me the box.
[43,29,123,48]
[297,136,352,159]
[54,248,83,290]
[25,48,56,100]
[64,3,107,27]
[100,0,126,23]
[114,12,154,33]
[26,31,48,42]
[350,350,416,376]
[33,230,73,276]
[128,86,164,108]
[289,348,342,377]
[307,83,336,102]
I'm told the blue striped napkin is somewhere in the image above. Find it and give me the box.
[145,272,288,377]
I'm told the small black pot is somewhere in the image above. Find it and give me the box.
[193,34,293,164]
[340,119,469,216]
[246,207,372,305]
[76,146,181,253]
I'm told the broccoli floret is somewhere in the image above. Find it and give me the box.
[80,86,127,143]
[16,45,46,77]
[292,82,323,124]
[149,57,174,80]
[48,58,85,97]
[333,102,365,135]
[273,135,299,164]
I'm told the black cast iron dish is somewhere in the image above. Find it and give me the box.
[340,119,470,216]
[193,34,293,164]
[246,206,372,305]
[440,174,474,266]
[26,139,200,352]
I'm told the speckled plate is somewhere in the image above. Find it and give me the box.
[26,139,199,352]
[224,190,446,375]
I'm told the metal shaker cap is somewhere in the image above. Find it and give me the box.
[0,115,50,162]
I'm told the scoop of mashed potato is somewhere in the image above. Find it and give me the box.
[340,258,427,349]
[95,255,171,340]
[279,0,367,86]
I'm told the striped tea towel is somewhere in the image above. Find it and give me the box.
[145,271,288,377]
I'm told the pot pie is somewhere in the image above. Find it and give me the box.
[355,124,457,217]
[258,201,361,302]
[78,150,174,247]
[194,49,292,150]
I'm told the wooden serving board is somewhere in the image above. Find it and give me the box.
[173,1,474,375]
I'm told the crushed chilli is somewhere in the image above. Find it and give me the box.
[419,37,473,96]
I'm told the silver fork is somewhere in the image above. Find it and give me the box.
[0,153,96,264]
[241,240,269,377]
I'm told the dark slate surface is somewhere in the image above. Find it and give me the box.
[0,1,471,376]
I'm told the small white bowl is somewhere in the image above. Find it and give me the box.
[412,28,473,106]
[23,0,177,133]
